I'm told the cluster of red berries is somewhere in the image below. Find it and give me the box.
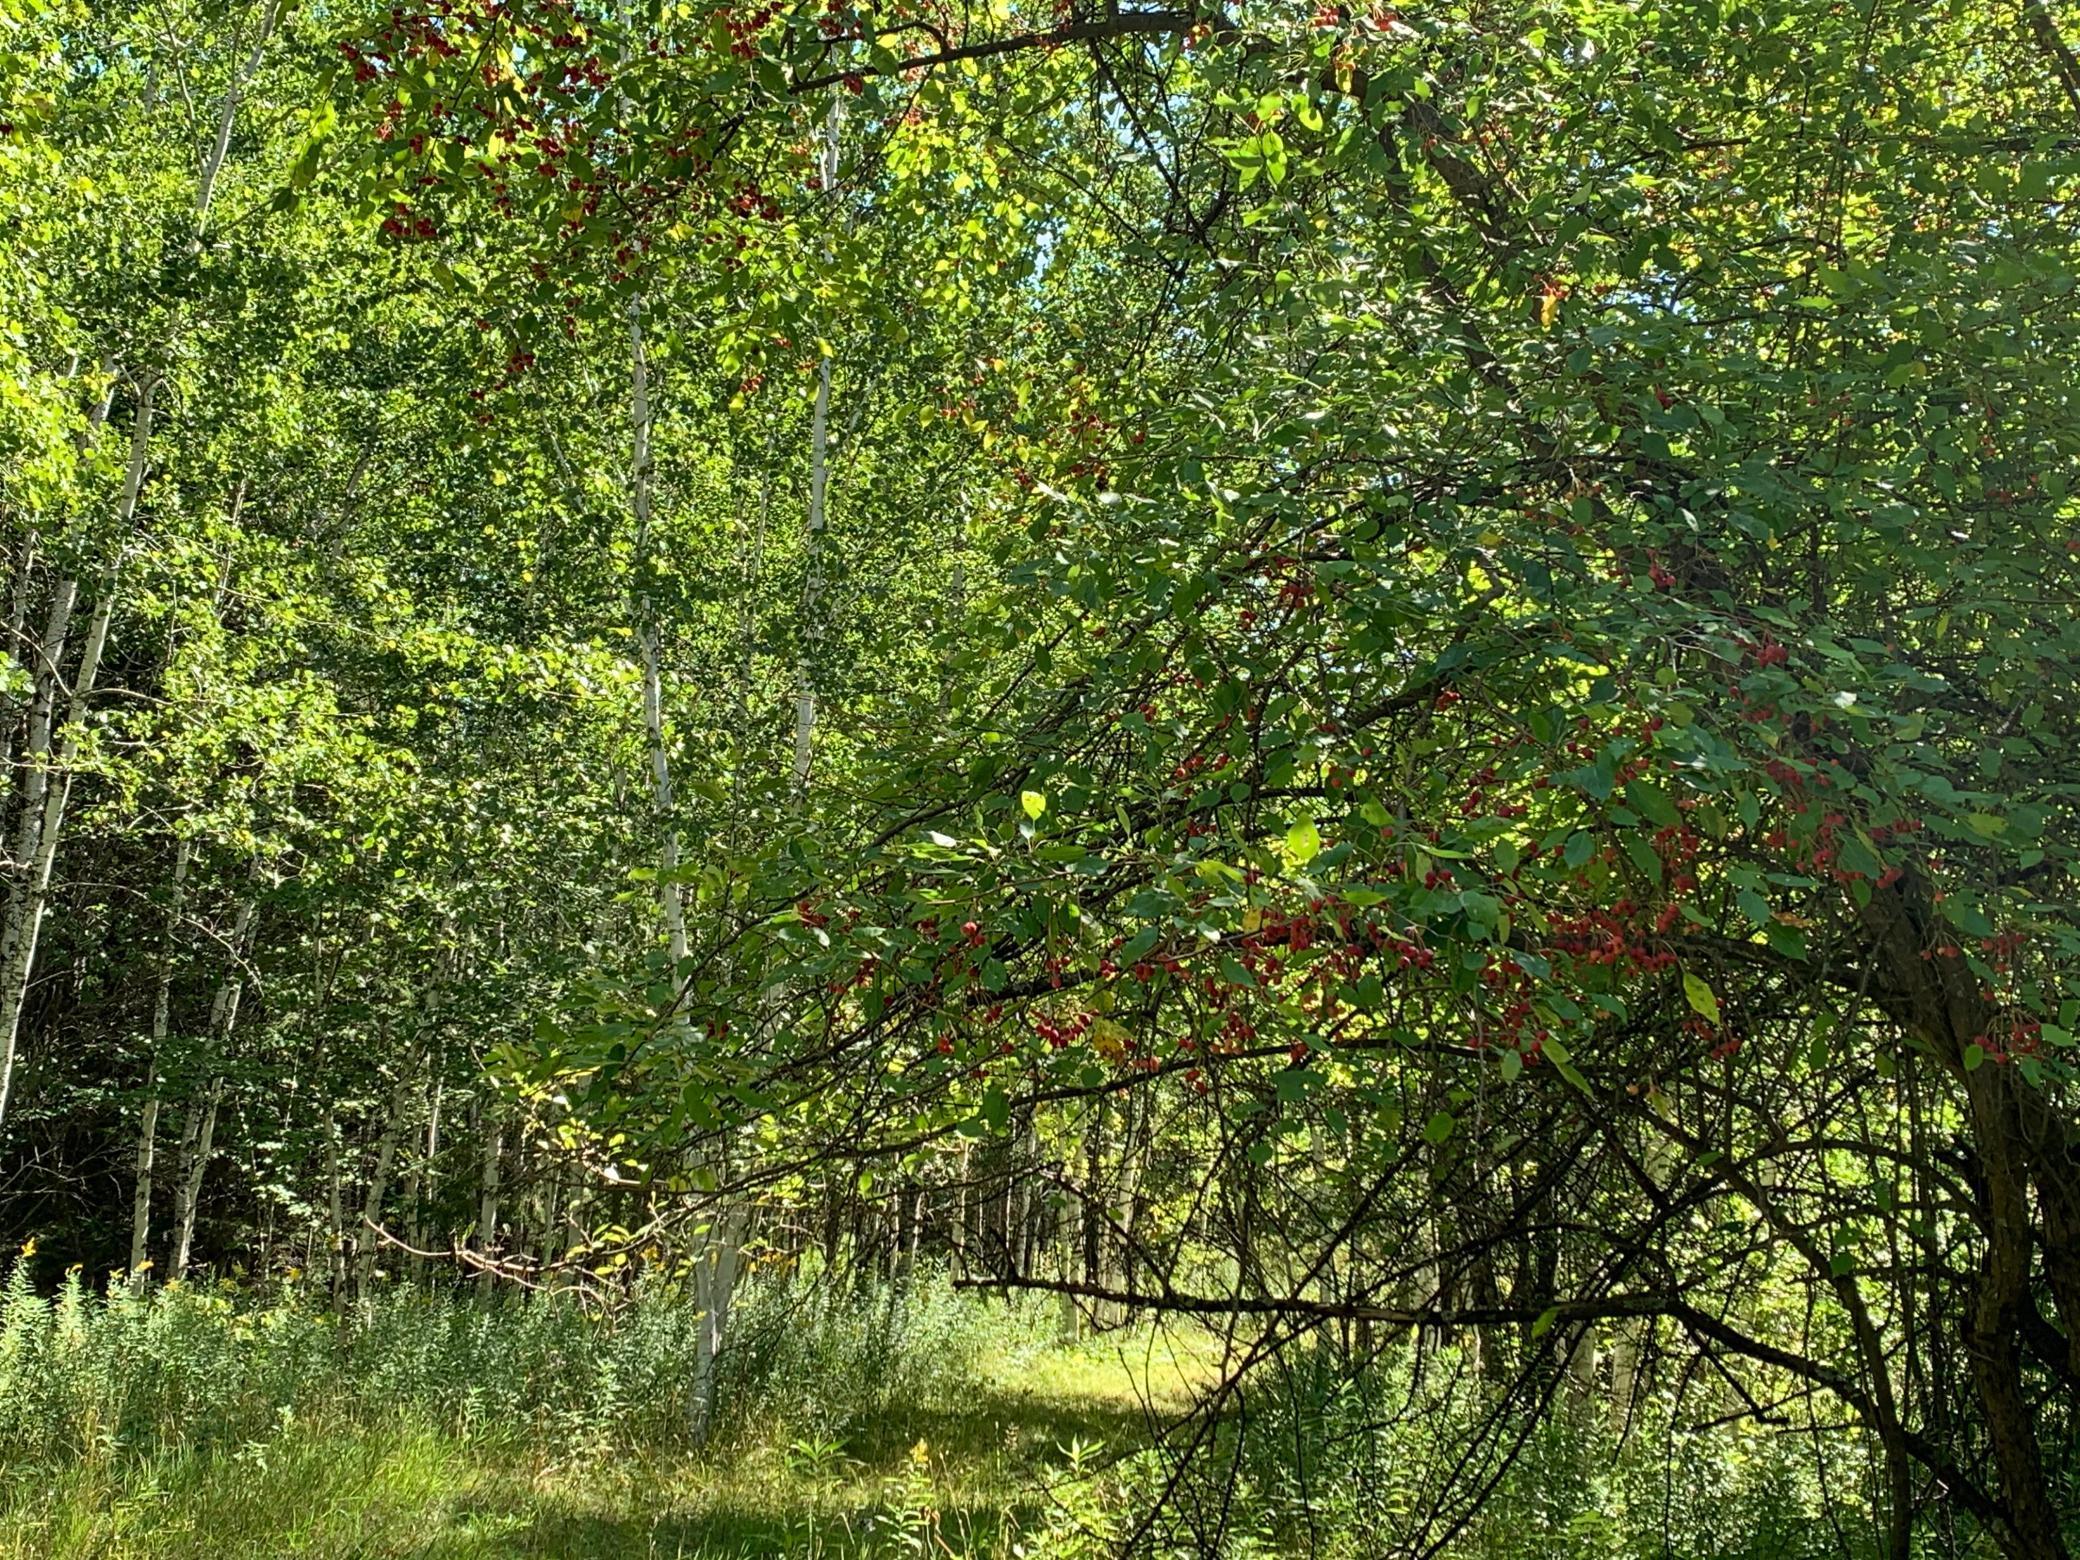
[1030,1009,1093,1050]
[1546,905,1680,974]
[378,205,437,240]
[714,1,780,58]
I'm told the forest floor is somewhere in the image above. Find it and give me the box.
[0,1327,1218,1559]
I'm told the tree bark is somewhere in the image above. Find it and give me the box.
[355,1056,420,1297]
[129,835,192,1288]
[169,891,256,1278]
[0,493,132,1127]
[791,97,842,795]
[474,1097,504,1294]
[0,0,278,1131]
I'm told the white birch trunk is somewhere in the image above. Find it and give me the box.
[474,1101,503,1294]
[193,0,282,230]
[169,892,257,1277]
[626,295,741,1435]
[690,1199,744,1441]
[791,99,843,795]
[169,1078,224,1278]
[404,1074,442,1279]
[129,835,192,1288]
[629,296,690,971]
[0,528,42,787]
[0,574,123,1126]
[355,1074,414,1298]
[0,369,110,789]
[0,0,279,1132]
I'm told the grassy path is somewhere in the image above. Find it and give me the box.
[0,1331,1216,1559]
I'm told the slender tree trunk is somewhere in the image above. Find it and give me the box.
[629,296,690,973]
[791,98,843,795]
[0,0,276,1133]
[129,835,192,1288]
[169,890,256,1277]
[0,519,45,784]
[0,512,130,1127]
[356,1058,419,1297]
[690,1197,743,1438]
[475,1098,503,1294]
[1115,1091,1149,1307]
[321,1106,348,1300]
[170,1080,224,1279]
[627,292,746,1436]
[951,1144,971,1282]
[402,1072,442,1283]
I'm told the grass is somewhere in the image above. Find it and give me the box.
[0,1284,1214,1560]
[0,1264,1922,1558]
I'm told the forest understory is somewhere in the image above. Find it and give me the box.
[0,1270,1922,1559]
[2,0,2079,1552]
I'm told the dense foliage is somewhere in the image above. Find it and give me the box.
[2,0,2078,1550]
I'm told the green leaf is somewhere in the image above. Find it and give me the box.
[1500,1047,1523,1081]
[1543,1038,1592,1095]
[1423,1110,1456,1145]
[1765,921,1808,959]
[1285,817,1322,864]
[1020,790,1047,820]
[1682,973,1721,1025]
[1624,779,1680,827]
[1622,832,1663,883]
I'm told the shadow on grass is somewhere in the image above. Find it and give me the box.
[0,1348,1200,1560]
[439,1375,1167,1559]
[472,1495,1048,1560]
[849,1380,1179,1465]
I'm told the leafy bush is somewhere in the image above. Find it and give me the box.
[1111,1338,1921,1560]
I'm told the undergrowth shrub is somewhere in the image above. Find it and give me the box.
[0,1256,1936,1558]
[717,1272,1051,1439]
[0,1255,1033,1469]
[1111,1338,1906,1560]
